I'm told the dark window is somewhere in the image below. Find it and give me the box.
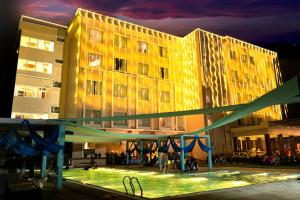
[229,50,236,59]
[53,81,62,88]
[55,59,63,64]
[86,80,102,95]
[51,106,60,113]
[57,37,65,42]
[114,58,127,72]
[249,56,255,65]
[159,46,167,58]
[160,67,168,79]
[113,112,127,126]
[138,119,150,127]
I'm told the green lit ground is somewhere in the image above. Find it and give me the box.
[63,168,300,198]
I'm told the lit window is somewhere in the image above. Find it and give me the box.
[28,37,38,48]
[138,41,148,53]
[160,67,168,79]
[89,29,103,42]
[229,50,236,59]
[27,60,36,71]
[36,62,52,74]
[17,59,28,71]
[114,35,127,48]
[113,112,127,126]
[114,84,127,98]
[86,80,102,95]
[14,85,46,99]
[159,46,168,58]
[250,56,255,65]
[114,58,127,72]
[89,53,102,67]
[138,63,149,76]
[20,36,30,47]
[20,36,54,52]
[11,112,48,119]
[138,88,149,101]
[241,54,247,63]
[160,91,170,103]
[38,40,54,52]
[17,58,52,74]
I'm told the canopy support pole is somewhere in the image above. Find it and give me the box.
[41,131,47,182]
[180,135,185,172]
[206,136,212,170]
[56,124,65,190]
[140,140,143,165]
[126,141,129,165]
[158,139,162,171]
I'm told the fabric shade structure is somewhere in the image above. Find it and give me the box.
[63,74,300,143]
[65,122,166,143]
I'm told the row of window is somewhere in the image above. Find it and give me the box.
[88,54,169,79]
[14,85,47,99]
[18,58,53,74]
[20,36,54,52]
[229,50,255,65]
[85,110,151,127]
[85,81,170,102]
[231,70,274,88]
[89,29,168,57]
[12,107,59,119]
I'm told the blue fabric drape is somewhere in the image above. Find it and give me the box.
[161,136,210,153]
[0,120,63,157]
[183,138,197,152]
[143,142,157,154]
[126,141,135,154]
[0,133,10,146]
[7,132,38,156]
[197,138,210,152]
[158,142,170,153]
[22,120,63,155]
[170,139,181,152]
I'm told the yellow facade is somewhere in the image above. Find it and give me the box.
[60,8,283,157]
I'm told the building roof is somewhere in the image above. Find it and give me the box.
[21,15,68,30]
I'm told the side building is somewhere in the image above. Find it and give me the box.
[11,16,67,119]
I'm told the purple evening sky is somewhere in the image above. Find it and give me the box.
[18,0,300,43]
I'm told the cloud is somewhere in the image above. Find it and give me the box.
[17,0,300,43]
[60,0,300,19]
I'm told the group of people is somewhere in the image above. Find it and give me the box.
[185,155,198,171]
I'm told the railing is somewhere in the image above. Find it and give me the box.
[123,176,143,198]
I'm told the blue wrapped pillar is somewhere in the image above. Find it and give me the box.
[126,141,129,165]
[56,124,65,190]
[140,140,143,165]
[206,136,212,170]
[41,131,47,181]
[41,153,47,180]
[180,135,185,172]
[158,139,162,171]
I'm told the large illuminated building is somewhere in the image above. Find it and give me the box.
[12,16,67,120]
[60,8,283,160]
[13,9,298,162]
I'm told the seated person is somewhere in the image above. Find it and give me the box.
[190,156,198,171]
